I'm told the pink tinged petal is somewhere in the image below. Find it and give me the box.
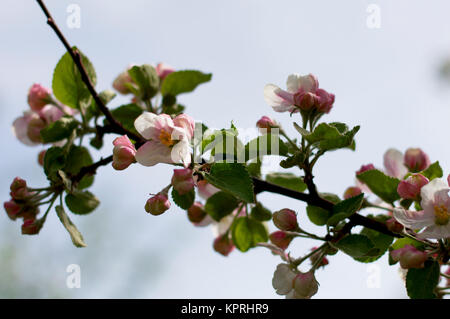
[39,105,64,123]
[113,135,135,149]
[272,264,296,295]
[417,224,450,239]
[12,113,36,146]
[420,178,449,213]
[156,62,175,80]
[383,148,408,179]
[135,140,172,167]
[112,145,136,170]
[393,208,434,229]
[447,174,450,187]
[28,83,52,112]
[197,180,220,199]
[173,114,195,140]
[286,74,318,93]
[171,140,191,167]
[263,84,295,113]
[134,112,174,140]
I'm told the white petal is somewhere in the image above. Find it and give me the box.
[383,148,408,179]
[171,140,191,167]
[135,141,172,166]
[286,74,318,93]
[263,84,294,112]
[134,112,159,140]
[420,178,449,211]
[272,264,296,295]
[286,74,301,93]
[418,224,450,239]
[12,114,36,146]
[393,207,434,229]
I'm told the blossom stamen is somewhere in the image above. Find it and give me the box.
[434,205,449,225]
[159,129,175,147]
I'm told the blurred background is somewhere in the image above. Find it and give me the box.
[1,0,450,298]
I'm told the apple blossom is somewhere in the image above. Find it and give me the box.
[112,67,134,94]
[21,218,42,235]
[397,173,429,200]
[269,231,293,250]
[38,150,46,166]
[171,168,195,195]
[134,112,194,167]
[404,148,430,172]
[156,62,175,80]
[27,83,52,112]
[390,245,428,269]
[10,177,28,200]
[343,186,362,199]
[263,73,334,113]
[393,178,450,239]
[290,271,319,299]
[272,263,297,296]
[187,202,208,224]
[145,193,170,216]
[197,180,220,199]
[386,217,404,233]
[384,148,408,179]
[112,135,136,170]
[4,200,21,220]
[213,234,234,256]
[256,116,277,133]
[273,209,298,231]
[356,163,375,175]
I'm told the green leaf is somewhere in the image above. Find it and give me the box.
[246,160,262,178]
[40,116,78,143]
[421,161,443,181]
[231,217,268,252]
[406,260,440,299]
[128,64,159,100]
[357,169,400,204]
[161,70,212,96]
[64,146,94,190]
[327,193,364,226]
[106,103,143,136]
[250,203,272,221]
[87,89,116,120]
[65,190,100,215]
[334,234,375,259]
[43,147,66,181]
[204,163,255,203]
[55,205,87,247]
[320,193,341,204]
[52,48,97,109]
[204,191,239,221]
[171,188,195,210]
[245,134,288,161]
[265,172,307,192]
[279,151,306,169]
[307,205,331,226]
[295,122,360,152]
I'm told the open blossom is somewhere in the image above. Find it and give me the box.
[263,74,334,113]
[404,148,430,172]
[390,245,428,269]
[27,83,52,112]
[384,148,408,179]
[156,62,175,80]
[112,135,136,170]
[397,174,429,200]
[171,168,195,195]
[272,264,297,296]
[134,112,194,167]
[393,178,450,239]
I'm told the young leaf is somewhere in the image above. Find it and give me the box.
[306,205,331,226]
[128,64,159,100]
[44,147,66,181]
[231,217,268,252]
[171,188,195,210]
[161,70,212,96]
[106,103,143,136]
[52,48,97,109]
[334,234,375,259]
[65,190,100,215]
[250,203,272,221]
[327,193,364,226]
[357,169,400,204]
[40,116,78,143]
[64,146,94,190]
[265,172,307,192]
[421,161,443,181]
[204,191,238,221]
[204,163,255,203]
[406,260,440,299]
[55,205,87,247]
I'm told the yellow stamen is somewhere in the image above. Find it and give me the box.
[434,205,449,226]
[159,129,175,147]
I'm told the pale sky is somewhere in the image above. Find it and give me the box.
[1,0,449,298]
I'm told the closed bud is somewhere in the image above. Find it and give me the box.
[397,173,429,200]
[145,193,170,216]
[315,88,335,114]
[356,163,375,176]
[213,234,234,256]
[273,209,298,231]
[171,168,195,195]
[21,218,43,235]
[292,271,319,299]
[112,68,133,94]
[156,63,175,80]
[404,148,430,172]
[27,84,52,112]
[269,231,293,250]
[293,91,316,111]
[4,200,21,220]
[390,244,428,269]
[256,116,277,133]
[187,202,207,224]
[112,135,136,170]
[26,116,46,144]
[343,186,362,199]
[10,177,28,200]
[38,150,46,166]
[386,217,404,233]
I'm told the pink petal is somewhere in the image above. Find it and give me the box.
[173,114,195,140]
[263,84,295,113]
[393,208,434,229]
[135,140,172,167]
[383,148,408,179]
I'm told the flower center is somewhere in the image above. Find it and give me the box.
[434,205,449,226]
[159,129,175,147]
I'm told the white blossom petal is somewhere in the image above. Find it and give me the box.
[263,84,294,112]
[383,148,408,179]
[418,224,450,239]
[272,264,296,295]
[421,178,449,212]
[393,207,434,229]
[134,112,174,140]
[171,140,191,167]
[135,140,172,166]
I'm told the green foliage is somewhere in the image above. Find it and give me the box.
[245,134,288,161]
[306,205,331,226]
[171,188,195,210]
[43,147,66,181]
[246,160,262,178]
[55,205,87,248]
[204,163,255,203]
[355,215,393,263]
[40,116,78,143]
[204,191,239,221]
[231,217,268,252]
[265,172,307,192]
[357,169,400,204]
[421,161,443,181]
[106,103,143,136]
[334,234,375,259]
[65,146,94,190]
[250,203,272,221]
[127,64,159,100]
[161,70,212,96]
[406,260,440,299]
[65,190,100,215]
[52,48,97,109]
[327,193,364,226]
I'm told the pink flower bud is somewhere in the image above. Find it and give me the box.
[256,116,277,133]
[27,84,51,112]
[171,168,195,195]
[343,186,362,199]
[187,202,207,224]
[112,69,133,94]
[404,148,430,172]
[21,218,42,235]
[4,200,21,220]
[38,150,46,166]
[145,193,170,216]
[447,174,450,187]
[390,244,428,269]
[112,135,136,170]
[292,271,319,299]
[356,164,375,175]
[386,217,404,233]
[10,177,28,200]
[309,247,329,268]
[213,234,234,256]
[397,173,429,200]
[273,209,298,231]
[269,231,293,250]
[156,63,175,80]
[293,91,316,111]
[315,88,335,114]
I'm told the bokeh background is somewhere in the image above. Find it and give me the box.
[1,0,450,298]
